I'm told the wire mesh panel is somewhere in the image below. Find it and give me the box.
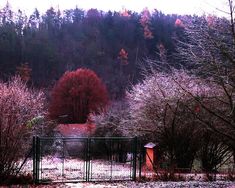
[62,138,88,182]
[89,137,137,181]
[33,136,138,183]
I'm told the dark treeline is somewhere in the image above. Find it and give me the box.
[0,3,186,99]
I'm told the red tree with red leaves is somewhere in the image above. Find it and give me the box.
[49,68,109,123]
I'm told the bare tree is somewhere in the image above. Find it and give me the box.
[199,130,231,173]
[0,77,45,182]
[127,70,216,170]
[176,0,235,153]
[91,100,131,137]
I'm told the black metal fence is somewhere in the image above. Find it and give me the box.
[33,136,141,183]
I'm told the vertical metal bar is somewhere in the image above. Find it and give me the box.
[35,136,40,183]
[83,138,86,181]
[90,138,93,181]
[110,139,113,180]
[130,139,132,180]
[117,139,119,163]
[33,136,36,183]
[62,138,65,181]
[85,137,89,182]
[39,137,42,182]
[82,138,86,181]
[139,139,142,180]
[90,153,93,181]
[87,138,91,181]
[35,137,37,183]
[85,138,87,181]
[132,137,137,181]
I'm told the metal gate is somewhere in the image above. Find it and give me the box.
[33,136,139,183]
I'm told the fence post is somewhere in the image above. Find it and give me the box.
[33,136,36,183]
[87,137,91,182]
[138,139,142,180]
[85,137,91,182]
[35,136,40,184]
[132,136,138,181]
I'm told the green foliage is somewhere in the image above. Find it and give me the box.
[26,115,44,128]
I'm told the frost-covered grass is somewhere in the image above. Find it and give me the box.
[18,155,235,188]
[63,181,235,188]
[14,156,235,187]
[15,181,235,187]
[22,156,135,182]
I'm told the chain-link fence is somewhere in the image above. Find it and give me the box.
[33,136,141,183]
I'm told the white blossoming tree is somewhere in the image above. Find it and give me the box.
[176,0,235,160]
[127,69,231,171]
[0,77,45,182]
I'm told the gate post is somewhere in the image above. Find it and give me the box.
[33,136,36,183]
[132,136,138,181]
[33,136,40,184]
[85,137,91,182]
[138,139,142,180]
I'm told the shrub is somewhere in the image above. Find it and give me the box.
[91,100,131,137]
[2,174,33,185]
[199,131,231,173]
[0,77,45,183]
[49,68,109,123]
[127,70,217,170]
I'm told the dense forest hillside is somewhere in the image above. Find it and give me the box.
[0,3,188,98]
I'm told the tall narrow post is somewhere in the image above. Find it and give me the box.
[33,136,36,183]
[35,136,40,184]
[85,137,91,182]
[132,137,137,181]
[87,137,90,182]
[138,140,142,180]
